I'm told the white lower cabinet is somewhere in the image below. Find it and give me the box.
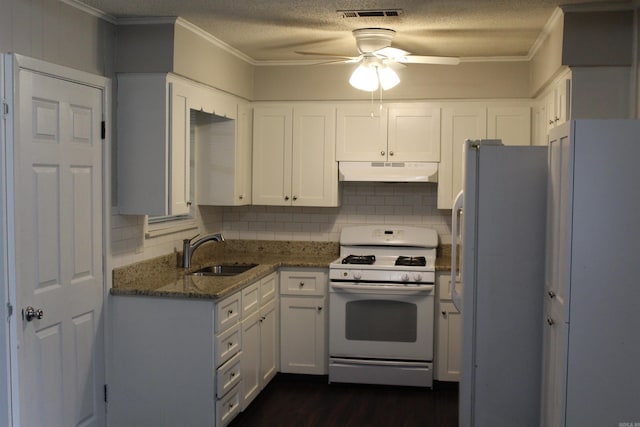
[240,273,279,410]
[279,269,328,375]
[109,273,279,427]
[435,273,462,382]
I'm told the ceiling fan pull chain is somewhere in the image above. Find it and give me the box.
[370,90,374,118]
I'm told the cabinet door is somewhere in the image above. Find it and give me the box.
[169,79,192,216]
[438,104,487,209]
[236,101,253,204]
[241,311,260,410]
[436,301,462,381]
[545,133,571,319]
[280,296,326,375]
[292,105,339,207]
[335,105,388,161]
[487,105,531,146]
[259,299,278,386]
[252,106,293,205]
[540,302,568,427]
[387,104,441,161]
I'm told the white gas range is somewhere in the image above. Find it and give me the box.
[328,225,438,388]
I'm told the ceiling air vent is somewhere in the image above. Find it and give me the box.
[337,9,404,18]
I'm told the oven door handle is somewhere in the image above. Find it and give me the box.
[330,282,434,294]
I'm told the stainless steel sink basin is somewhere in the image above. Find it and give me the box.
[188,263,258,277]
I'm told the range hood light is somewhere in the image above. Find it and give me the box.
[339,161,438,182]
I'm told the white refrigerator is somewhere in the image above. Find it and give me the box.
[451,140,548,427]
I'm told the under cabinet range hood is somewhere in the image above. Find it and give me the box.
[338,161,438,182]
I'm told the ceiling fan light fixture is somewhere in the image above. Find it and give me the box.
[378,65,400,90]
[349,63,379,91]
[349,61,400,92]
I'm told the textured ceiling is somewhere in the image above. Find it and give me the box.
[77,0,629,62]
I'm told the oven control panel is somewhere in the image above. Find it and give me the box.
[329,268,435,284]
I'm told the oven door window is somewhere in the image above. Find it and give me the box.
[345,300,417,343]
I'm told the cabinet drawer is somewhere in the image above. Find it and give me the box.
[280,270,327,296]
[215,322,241,367]
[242,282,260,317]
[216,351,242,399]
[260,272,277,303]
[215,292,241,333]
[216,383,241,427]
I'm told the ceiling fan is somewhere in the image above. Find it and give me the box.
[296,28,460,91]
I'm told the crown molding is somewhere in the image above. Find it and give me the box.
[60,0,117,24]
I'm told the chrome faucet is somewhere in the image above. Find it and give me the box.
[182,233,225,269]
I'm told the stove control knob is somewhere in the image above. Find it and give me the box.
[400,273,410,282]
[413,273,423,282]
[353,271,362,280]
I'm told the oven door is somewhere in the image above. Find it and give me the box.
[329,282,435,361]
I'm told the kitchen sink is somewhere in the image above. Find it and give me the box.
[188,263,258,277]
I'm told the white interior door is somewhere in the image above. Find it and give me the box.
[13,67,104,427]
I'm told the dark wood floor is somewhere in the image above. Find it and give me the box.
[229,374,459,427]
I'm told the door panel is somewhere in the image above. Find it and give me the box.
[15,69,104,427]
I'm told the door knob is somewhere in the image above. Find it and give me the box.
[23,306,44,322]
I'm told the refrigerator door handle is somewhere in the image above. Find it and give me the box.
[451,190,463,312]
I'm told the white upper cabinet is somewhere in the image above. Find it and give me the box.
[252,104,339,207]
[336,103,441,162]
[117,73,194,216]
[487,104,532,146]
[335,105,388,161]
[438,104,487,210]
[196,100,252,206]
[437,101,532,209]
[388,104,441,161]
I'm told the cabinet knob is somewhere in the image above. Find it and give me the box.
[292,195,298,201]
[317,306,322,312]
[546,317,555,326]
[228,309,234,316]
[299,282,305,287]
[389,151,394,156]
[555,116,560,122]
[239,195,243,200]
[380,151,386,156]
[186,201,192,206]
[284,196,290,201]
[548,120,554,125]
[548,290,556,299]
[442,311,447,319]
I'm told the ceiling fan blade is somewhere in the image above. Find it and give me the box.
[295,51,360,61]
[374,47,409,59]
[397,55,461,65]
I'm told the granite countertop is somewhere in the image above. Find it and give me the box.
[111,240,339,300]
[111,240,455,300]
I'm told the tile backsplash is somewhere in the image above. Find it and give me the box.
[111,182,452,268]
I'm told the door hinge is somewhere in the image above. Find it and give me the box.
[103,384,108,403]
[101,121,106,140]
[1,101,8,119]
[6,302,13,319]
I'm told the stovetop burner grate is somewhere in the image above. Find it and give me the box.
[395,256,427,267]
[342,255,376,265]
